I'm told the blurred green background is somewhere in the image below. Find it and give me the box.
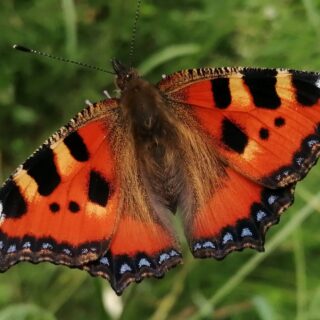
[1,0,320,319]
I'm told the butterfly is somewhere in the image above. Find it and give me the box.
[0,57,319,295]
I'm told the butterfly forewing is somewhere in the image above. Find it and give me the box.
[0,100,121,268]
[158,67,320,188]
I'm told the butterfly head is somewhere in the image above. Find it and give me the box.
[112,59,139,90]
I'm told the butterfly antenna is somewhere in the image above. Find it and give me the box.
[13,44,115,74]
[128,0,142,67]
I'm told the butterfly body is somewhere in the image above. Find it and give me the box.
[119,65,181,205]
[1,63,320,294]
[115,61,220,217]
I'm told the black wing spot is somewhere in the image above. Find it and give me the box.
[49,202,60,213]
[222,118,248,154]
[88,170,110,207]
[0,180,27,218]
[291,72,320,106]
[242,69,281,109]
[274,117,285,127]
[68,201,80,213]
[259,128,269,140]
[211,78,231,109]
[24,146,61,196]
[64,131,90,162]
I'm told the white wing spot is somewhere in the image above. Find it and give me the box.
[22,242,31,249]
[193,243,202,251]
[162,74,167,79]
[120,263,132,274]
[308,139,318,148]
[169,250,179,257]
[0,241,3,249]
[159,253,170,264]
[81,248,89,254]
[42,242,53,250]
[296,157,304,166]
[7,245,16,253]
[0,201,5,225]
[276,170,290,181]
[222,232,233,244]
[282,170,290,177]
[138,258,151,268]
[275,174,282,181]
[315,78,320,89]
[256,210,267,222]
[63,248,71,255]
[202,241,215,249]
[241,228,253,238]
[100,257,109,266]
[268,195,278,205]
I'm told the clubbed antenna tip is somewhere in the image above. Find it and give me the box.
[13,44,32,53]
[12,44,115,75]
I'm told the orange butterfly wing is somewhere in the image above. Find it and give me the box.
[2,66,320,292]
[158,68,320,187]
[157,67,320,258]
[188,168,294,259]
[84,213,181,295]
[0,100,120,268]
[0,98,181,294]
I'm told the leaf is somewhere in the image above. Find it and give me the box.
[138,44,200,75]
[252,296,276,320]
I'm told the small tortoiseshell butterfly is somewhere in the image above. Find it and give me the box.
[1,8,320,296]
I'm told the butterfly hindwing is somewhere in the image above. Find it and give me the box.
[84,212,182,295]
[158,68,320,188]
[187,167,294,259]
[0,99,120,269]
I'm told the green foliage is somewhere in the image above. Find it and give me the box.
[1,0,320,319]
[0,303,57,320]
